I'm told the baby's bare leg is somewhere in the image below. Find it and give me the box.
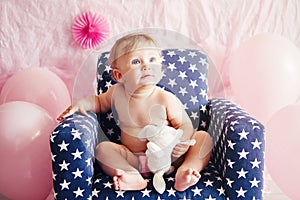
[96,141,147,191]
[174,131,212,191]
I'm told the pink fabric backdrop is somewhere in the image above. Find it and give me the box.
[1,1,299,199]
[1,0,300,101]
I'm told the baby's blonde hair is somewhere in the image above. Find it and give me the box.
[108,33,160,69]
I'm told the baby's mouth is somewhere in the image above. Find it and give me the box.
[141,74,154,79]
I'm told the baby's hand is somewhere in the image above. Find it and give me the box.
[57,101,89,121]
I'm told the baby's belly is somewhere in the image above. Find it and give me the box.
[121,130,148,153]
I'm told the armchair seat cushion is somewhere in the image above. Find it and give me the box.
[92,162,226,200]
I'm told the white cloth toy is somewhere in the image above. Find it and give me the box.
[138,124,196,194]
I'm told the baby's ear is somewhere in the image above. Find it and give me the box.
[112,69,122,82]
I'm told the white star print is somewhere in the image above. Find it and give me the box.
[167,187,176,196]
[59,160,70,171]
[92,188,100,197]
[58,140,69,151]
[60,179,70,190]
[104,65,112,73]
[188,64,198,72]
[72,168,83,179]
[86,177,92,185]
[191,186,202,196]
[106,112,114,120]
[238,129,249,140]
[85,158,92,166]
[227,159,235,168]
[199,72,206,82]
[72,149,83,160]
[73,187,85,198]
[248,119,258,125]
[167,63,176,71]
[178,71,187,80]
[115,190,125,197]
[190,112,199,120]
[238,149,249,159]
[52,172,57,181]
[168,78,177,87]
[103,181,113,188]
[71,129,82,140]
[107,128,114,135]
[200,88,207,98]
[167,51,176,57]
[85,138,92,147]
[199,57,208,66]
[217,187,225,196]
[230,120,239,127]
[227,140,236,150]
[251,139,262,149]
[236,187,247,197]
[94,178,101,184]
[200,104,207,112]
[50,134,56,142]
[105,80,112,89]
[61,123,70,128]
[226,178,234,187]
[141,188,151,197]
[250,158,261,169]
[237,168,248,178]
[51,153,56,162]
[204,179,214,187]
[200,120,207,128]
[179,87,188,96]
[189,96,199,105]
[167,177,175,181]
[178,56,186,64]
[189,79,198,89]
[188,51,197,58]
[249,177,260,188]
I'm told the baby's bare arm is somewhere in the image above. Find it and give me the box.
[166,95,194,140]
[165,93,194,158]
[57,86,114,120]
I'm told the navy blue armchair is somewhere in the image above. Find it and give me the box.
[50,49,264,199]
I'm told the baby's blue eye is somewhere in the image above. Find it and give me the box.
[131,59,141,65]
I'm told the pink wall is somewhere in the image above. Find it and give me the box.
[1,0,300,100]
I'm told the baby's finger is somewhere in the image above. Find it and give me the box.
[78,108,89,116]
[57,106,77,121]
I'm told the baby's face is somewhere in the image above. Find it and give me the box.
[115,46,163,89]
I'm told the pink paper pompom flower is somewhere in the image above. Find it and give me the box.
[72,11,109,49]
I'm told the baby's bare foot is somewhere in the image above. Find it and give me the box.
[113,169,148,191]
[174,168,201,191]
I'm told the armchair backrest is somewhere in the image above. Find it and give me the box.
[97,49,209,143]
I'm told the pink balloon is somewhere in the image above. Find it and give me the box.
[0,101,56,200]
[265,104,300,200]
[229,34,300,124]
[0,68,71,120]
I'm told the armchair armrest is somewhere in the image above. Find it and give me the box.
[50,112,100,200]
[208,98,265,200]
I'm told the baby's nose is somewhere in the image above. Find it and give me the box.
[142,63,151,71]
